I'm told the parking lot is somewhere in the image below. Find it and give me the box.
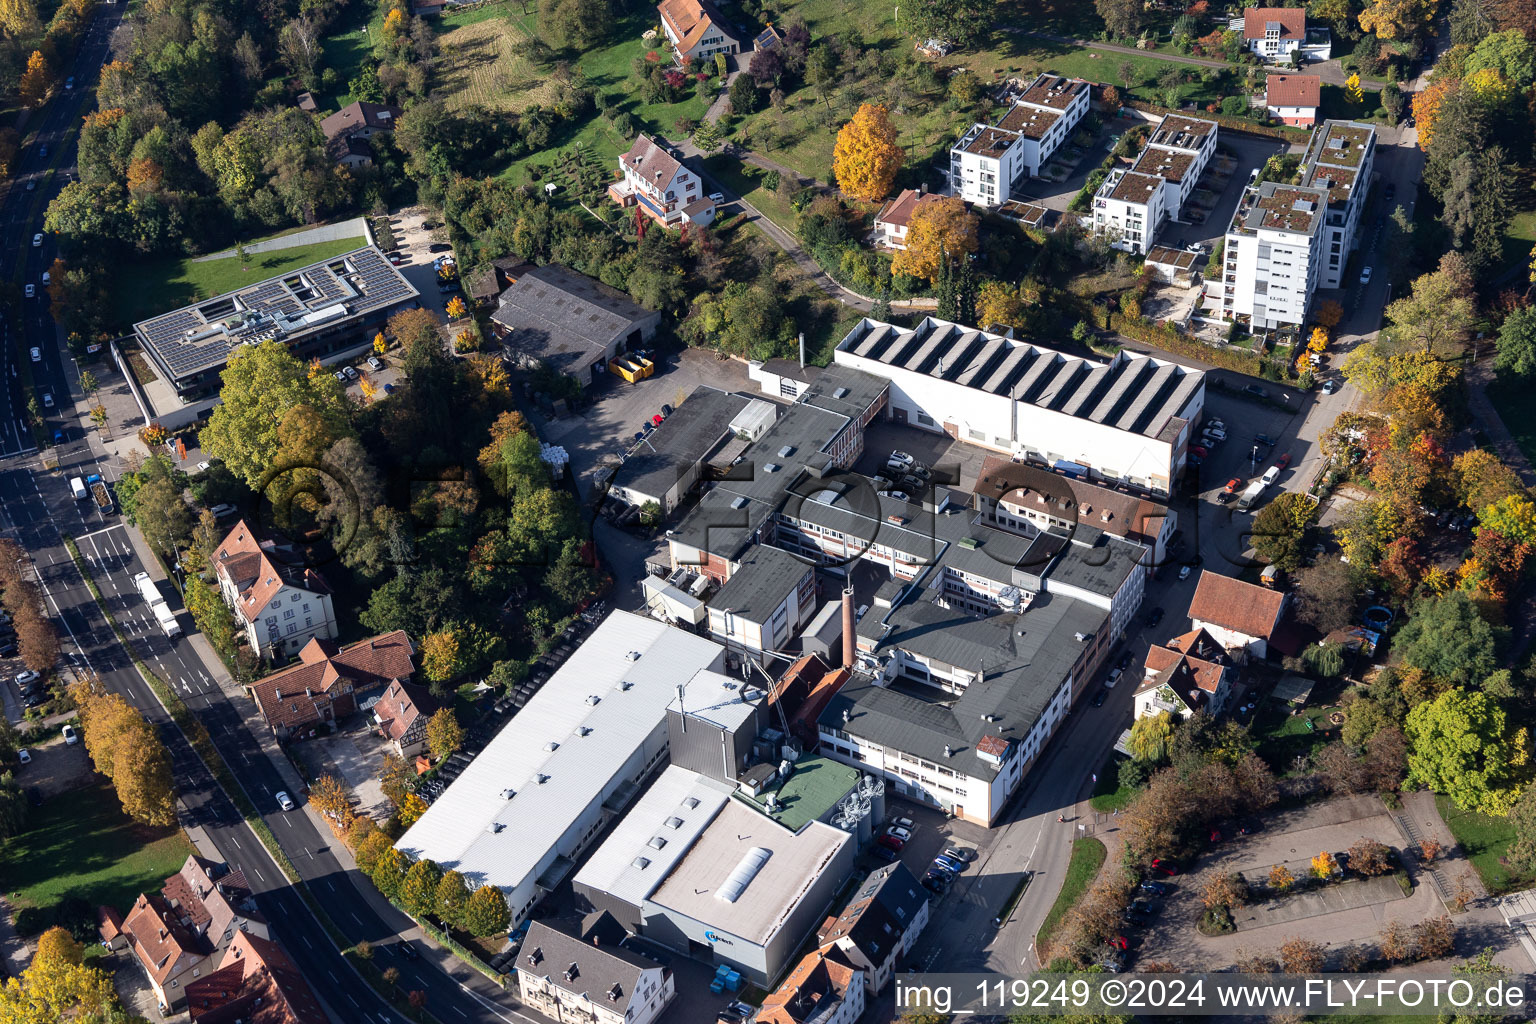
[1126,794,1443,969]
[531,348,754,503]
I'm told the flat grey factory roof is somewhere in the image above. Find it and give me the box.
[491,263,658,377]
[712,544,810,622]
[134,246,417,382]
[836,317,1202,439]
[572,764,734,912]
[394,611,722,894]
[612,387,749,500]
[827,588,1107,779]
[647,800,850,946]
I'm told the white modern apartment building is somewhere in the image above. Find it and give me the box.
[1218,120,1374,327]
[1090,114,1218,254]
[950,74,1089,205]
[1297,120,1376,289]
[1217,180,1328,329]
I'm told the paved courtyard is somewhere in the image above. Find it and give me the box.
[302,722,393,820]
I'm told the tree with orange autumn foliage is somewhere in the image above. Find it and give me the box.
[126,157,163,193]
[832,103,903,202]
[1412,78,1455,151]
[19,50,52,107]
[890,196,979,282]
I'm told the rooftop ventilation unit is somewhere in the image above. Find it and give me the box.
[536,773,550,784]
[618,681,633,691]
[764,463,780,473]
[647,836,667,850]
[833,387,849,399]
[730,496,749,510]
[777,445,795,458]
[625,650,641,662]
[488,822,506,833]
[631,857,650,870]
[578,726,592,736]
[545,741,559,752]
[683,797,700,809]
[665,816,684,829]
[585,695,600,705]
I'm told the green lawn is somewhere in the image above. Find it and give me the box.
[3,780,195,916]
[107,234,369,328]
[1487,378,1536,468]
[1253,701,1336,774]
[1089,753,1136,812]
[1436,794,1532,895]
[701,156,799,232]
[1499,208,1536,278]
[320,5,386,111]
[1035,837,1107,954]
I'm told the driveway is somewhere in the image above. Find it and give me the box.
[304,723,392,821]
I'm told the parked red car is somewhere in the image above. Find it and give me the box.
[1275,452,1292,470]
[877,833,905,852]
[1189,445,1209,458]
[1151,858,1180,876]
[1223,478,1242,494]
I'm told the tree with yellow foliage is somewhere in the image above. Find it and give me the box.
[1309,327,1328,353]
[832,103,903,202]
[445,295,467,319]
[890,196,979,282]
[34,927,82,967]
[373,332,389,355]
[1311,850,1338,878]
[1358,0,1432,40]
[309,774,351,827]
[976,280,1034,332]
[70,677,176,827]
[0,951,119,1023]
[383,6,405,36]
[397,792,428,828]
[359,377,378,400]
[420,630,462,682]
[1315,302,1344,331]
[1344,73,1364,103]
[18,50,52,107]
[0,0,41,38]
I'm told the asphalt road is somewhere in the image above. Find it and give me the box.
[0,10,530,1023]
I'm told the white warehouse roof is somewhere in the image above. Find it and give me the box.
[394,612,724,892]
[572,764,735,912]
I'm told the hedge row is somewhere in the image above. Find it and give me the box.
[1108,312,1266,376]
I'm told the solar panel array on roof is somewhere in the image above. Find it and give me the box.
[133,247,417,384]
[836,316,1203,439]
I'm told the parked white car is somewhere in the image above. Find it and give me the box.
[276,791,295,812]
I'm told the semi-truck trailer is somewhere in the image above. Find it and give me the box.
[133,572,182,638]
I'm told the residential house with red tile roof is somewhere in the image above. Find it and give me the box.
[119,856,268,1013]
[185,929,327,1024]
[251,630,416,741]
[1242,8,1307,60]
[759,949,865,1024]
[1266,73,1321,125]
[373,678,439,758]
[873,189,944,250]
[657,0,740,65]
[212,521,338,660]
[1133,627,1235,719]
[609,134,716,228]
[972,454,1176,566]
[1188,570,1289,661]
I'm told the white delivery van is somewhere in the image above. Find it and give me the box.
[69,477,87,500]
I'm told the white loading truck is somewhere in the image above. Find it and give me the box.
[133,572,182,638]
